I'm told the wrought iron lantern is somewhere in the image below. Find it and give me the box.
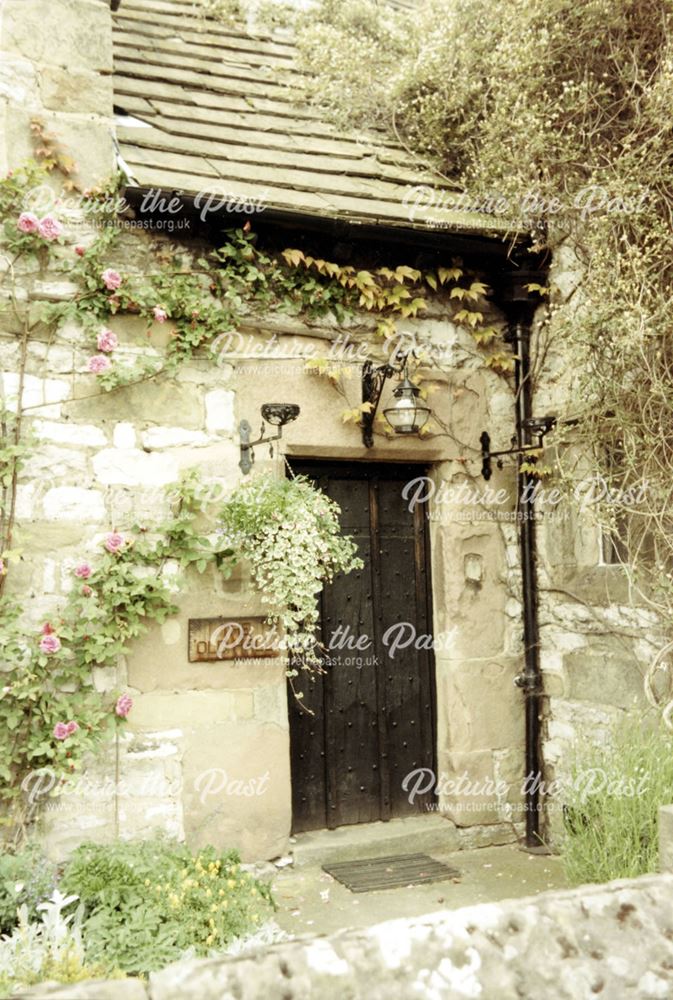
[361,356,431,448]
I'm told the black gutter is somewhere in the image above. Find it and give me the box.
[503,280,544,849]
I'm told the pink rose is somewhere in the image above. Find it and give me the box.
[104,532,125,554]
[74,563,92,579]
[41,622,54,635]
[115,694,133,718]
[53,722,69,740]
[75,245,86,257]
[102,269,122,291]
[17,212,39,234]
[97,328,118,353]
[0,558,4,575]
[88,355,110,374]
[40,633,61,654]
[152,306,168,323]
[65,721,79,736]
[82,584,93,597]
[37,215,63,241]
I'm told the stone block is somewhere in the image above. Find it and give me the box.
[112,422,136,449]
[92,447,179,487]
[1,0,112,72]
[435,656,523,755]
[67,379,204,428]
[30,280,81,301]
[126,575,276,693]
[253,682,289,728]
[431,523,508,659]
[28,342,76,373]
[2,371,69,416]
[436,749,503,826]
[175,360,233,385]
[205,389,235,433]
[116,798,183,841]
[13,483,39,519]
[141,426,213,449]
[102,486,174,526]
[33,418,106,447]
[42,486,105,521]
[40,65,112,115]
[182,722,291,861]
[564,651,645,710]
[128,691,254,731]
[22,443,90,479]
[13,520,92,552]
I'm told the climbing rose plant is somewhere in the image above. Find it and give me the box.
[0,472,361,818]
[0,530,177,817]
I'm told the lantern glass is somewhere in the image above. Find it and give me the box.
[383,378,431,434]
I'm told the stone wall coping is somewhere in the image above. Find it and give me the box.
[18,873,673,999]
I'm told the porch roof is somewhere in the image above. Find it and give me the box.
[112,0,511,238]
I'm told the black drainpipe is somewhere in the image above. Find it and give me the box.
[503,282,544,850]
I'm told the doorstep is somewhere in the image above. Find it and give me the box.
[289,815,516,868]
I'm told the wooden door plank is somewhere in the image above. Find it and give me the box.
[321,477,380,828]
[368,479,392,822]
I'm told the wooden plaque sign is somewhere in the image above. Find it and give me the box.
[188,617,279,662]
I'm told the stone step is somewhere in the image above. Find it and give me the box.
[289,817,519,868]
[290,816,481,868]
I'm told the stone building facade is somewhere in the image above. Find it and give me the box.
[0,0,660,860]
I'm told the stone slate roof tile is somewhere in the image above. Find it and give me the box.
[112,0,509,235]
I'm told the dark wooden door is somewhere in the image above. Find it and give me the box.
[288,462,436,833]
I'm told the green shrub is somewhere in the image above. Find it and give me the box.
[61,839,274,974]
[0,844,57,935]
[561,713,673,885]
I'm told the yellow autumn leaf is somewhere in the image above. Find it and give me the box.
[438,266,463,284]
[282,249,305,268]
[394,265,422,283]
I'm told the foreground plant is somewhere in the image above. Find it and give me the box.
[0,844,56,936]
[60,839,274,975]
[561,712,673,884]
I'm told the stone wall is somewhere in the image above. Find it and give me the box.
[530,248,664,838]
[2,209,524,858]
[0,0,114,186]
[0,0,663,863]
[19,873,673,999]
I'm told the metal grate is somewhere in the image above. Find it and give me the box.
[323,853,460,893]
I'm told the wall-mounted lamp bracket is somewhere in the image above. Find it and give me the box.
[361,360,396,448]
[239,403,300,474]
[480,416,556,480]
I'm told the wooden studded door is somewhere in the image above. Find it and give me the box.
[288,462,437,833]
